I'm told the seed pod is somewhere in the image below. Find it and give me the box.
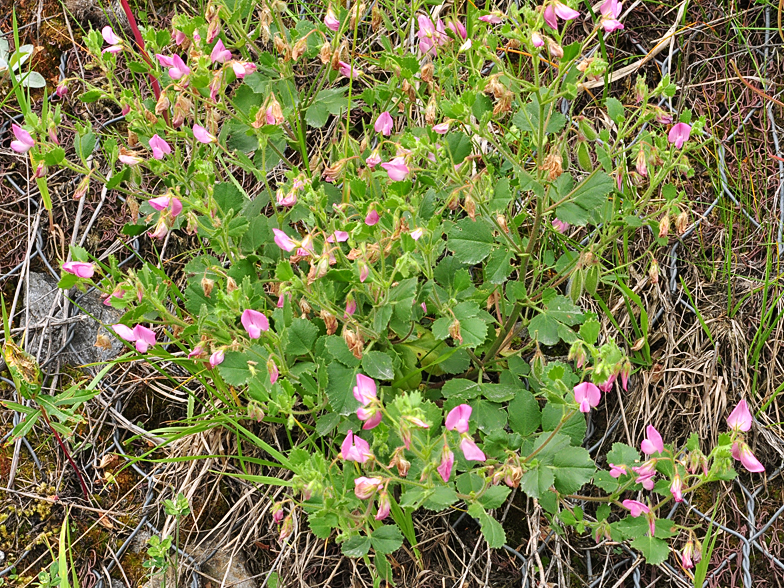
[584,264,599,295]
[569,269,584,304]
[576,141,592,171]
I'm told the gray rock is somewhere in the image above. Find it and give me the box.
[23,271,125,370]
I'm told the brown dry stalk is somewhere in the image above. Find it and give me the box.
[730,59,784,109]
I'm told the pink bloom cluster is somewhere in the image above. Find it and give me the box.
[62,261,95,278]
[112,323,156,353]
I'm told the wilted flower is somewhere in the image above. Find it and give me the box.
[375,491,391,520]
[410,228,424,241]
[670,473,683,502]
[344,297,357,317]
[118,147,144,166]
[532,32,545,47]
[433,122,450,134]
[478,12,504,23]
[267,357,279,385]
[337,60,361,79]
[62,261,95,278]
[437,441,455,482]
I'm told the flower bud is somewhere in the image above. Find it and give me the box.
[74,174,90,200]
[279,514,293,542]
[635,148,647,177]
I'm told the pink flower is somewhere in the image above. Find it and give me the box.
[148,219,168,240]
[54,82,68,97]
[276,190,297,207]
[193,124,217,144]
[366,150,382,168]
[670,473,683,502]
[417,15,447,55]
[345,298,357,317]
[167,54,191,80]
[358,261,369,283]
[410,228,424,241]
[437,443,454,482]
[268,358,279,384]
[353,374,377,405]
[148,134,172,160]
[118,152,143,165]
[353,476,383,499]
[732,442,765,473]
[188,345,207,361]
[365,208,380,226]
[342,430,373,463]
[62,261,95,278]
[681,542,695,570]
[375,491,391,520]
[210,39,232,63]
[324,7,340,31]
[358,406,383,429]
[573,382,601,413]
[232,61,257,78]
[103,286,124,306]
[10,124,35,153]
[727,399,753,432]
[337,60,361,79]
[102,25,122,45]
[446,20,467,40]
[155,54,174,67]
[641,425,664,455]
[380,157,410,181]
[668,122,692,149]
[209,349,225,368]
[543,1,580,30]
[622,499,649,517]
[241,309,270,339]
[632,460,657,490]
[599,0,624,33]
[272,228,296,252]
[445,404,472,433]
[478,12,504,23]
[174,30,186,45]
[326,231,349,243]
[148,195,183,218]
[374,111,394,136]
[112,324,157,353]
[433,122,450,134]
[596,374,616,393]
[532,32,545,47]
[460,437,486,461]
[552,219,569,233]
[608,463,626,478]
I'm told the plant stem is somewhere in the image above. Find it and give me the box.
[40,411,90,501]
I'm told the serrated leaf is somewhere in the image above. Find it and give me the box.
[323,335,360,367]
[442,379,482,400]
[305,87,348,128]
[508,389,541,437]
[458,317,488,348]
[470,399,507,431]
[630,536,670,565]
[370,525,404,554]
[218,351,253,386]
[579,318,600,344]
[467,503,506,548]
[361,350,395,380]
[447,218,495,264]
[556,172,614,227]
[326,361,360,415]
[551,446,594,494]
[606,442,640,467]
[478,485,511,509]
[542,404,586,446]
[286,318,319,356]
[423,486,459,511]
[315,412,340,436]
[445,132,473,164]
[341,535,371,557]
[485,248,514,284]
[593,470,620,492]
[308,511,338,539]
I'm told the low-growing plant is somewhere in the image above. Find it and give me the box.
[12,0,767,582]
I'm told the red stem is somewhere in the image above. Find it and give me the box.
[40,411,90,501]
[118,0,168,120]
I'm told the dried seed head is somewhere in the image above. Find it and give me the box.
[226,276,238,292]
[658,214,670,239]
[371,4,383,30]
[292,36,308,61]
[319,42,332,64]
[424,94,437,124]
[320,310,338,335]
[154,93,170,116]
[496,214,509,234]
[201,276,215,297]
[541,151,563,180]
[675,210,690,234]
[649,259,659,284]
[464,194,476,220]
[448,319,463,343]
[421,62,434,84]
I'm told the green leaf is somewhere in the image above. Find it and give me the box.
[508,389,541,437]
[485,248,514,284]
[79,89,103,103]
[44,147,66,166]
[442,379,482,400]
[579,318,600,345]
[512,96,566,135]
[606,442,640,467]
[305,87,348,128]
[551,446,594,494]
[470,399,507,431]
[520,463,555,499]
[630,536,670,565]
[323,335,360,367]
[528,295,583,346]
[370,525,404,554]
[341,535,371,557]
[75,132,97,161]
[218,351,253,386]
[361,351,395,380]
[458,317,488,348]
[542,404,586,446]
[478,485,511,509]
[286,318,319,356]
[467,503,506,548]
[308,511,338,539]
[445,132,473,164]
[214,182,249,215]
[605,97,625,124]
[556,171,614,227]
[315,412,340,436]
[326,361,360,415]
[423,486,459,511]
[448,218,496,264]
[593,470,619,492]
